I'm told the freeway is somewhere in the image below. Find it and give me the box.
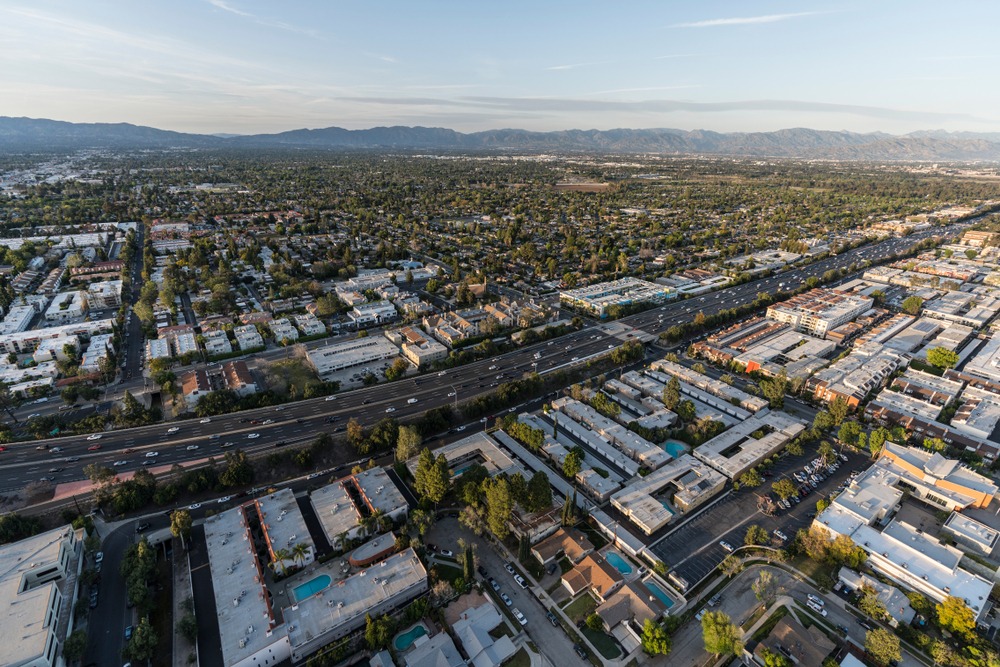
[0,221,968,493]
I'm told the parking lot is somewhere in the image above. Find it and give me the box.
[650,443,870,588]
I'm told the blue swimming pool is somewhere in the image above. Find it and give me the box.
[643,581,675,608]
[660,501,675,515]
[663,441,688,458]
[451,465,472,478]
[291,574,331,602]
[394,623,428,651]
[606,552,633,576]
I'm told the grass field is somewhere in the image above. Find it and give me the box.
[562,594,596,622]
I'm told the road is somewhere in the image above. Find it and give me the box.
[0,221,967,494]
[84,519,144,667]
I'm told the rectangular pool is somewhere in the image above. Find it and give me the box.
[605,551,633,576]
[643,581,675,609]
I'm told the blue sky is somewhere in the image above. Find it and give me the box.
[0,1,997,135]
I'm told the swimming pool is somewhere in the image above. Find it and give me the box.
[663,441,688,458]
[394,623,428,651]
[605,551,633,576]
[659,501,675,515]
[291,574,331,602]
[643,581,675,609]
[451,465,472,478]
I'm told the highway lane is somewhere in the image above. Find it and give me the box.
[0,221,969,491]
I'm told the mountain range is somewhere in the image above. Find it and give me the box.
[3,116,1000,161]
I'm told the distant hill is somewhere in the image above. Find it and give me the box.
[3,116,1000,161]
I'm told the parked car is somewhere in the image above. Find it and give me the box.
[124,625,134,640]
[807,593,824,607]
[489,578,500,592]
[774,529,788,542]
[546,611,558,627]
[807,599,828,616]
[439,548,454,557]
[574,645,588,659]
[500,593,512,607]
[719,540,734,552]
[514,574,528,589]
[512,608,528,626]
[695,609,707,621]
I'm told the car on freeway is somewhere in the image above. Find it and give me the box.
[456,425,466,431]
[719,540,734,552]
[500,593,512,607]
[87,443,102,451]
[385,407,396,413]
[512,608,528,626]
[217,495,232,504]
[166,427,180,434]
[407,398,418,404]
[199,418,211,424]
[66,456,79,462]
[186,444,199,451]
[188,503,202,510]
[247,433,260,439]
[220,441,235,448]
[262,419,274,425]
[145,451,159,458]
[50,447,62,453]
[209,434,221,440]
[113,460,128,467]
[86,434,102,441]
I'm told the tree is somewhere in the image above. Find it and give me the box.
[220,449,253,487]
[586,613,604,631]
[562,448,583,480]
[772,478,797,500]
[526,471,553,512]
[364,613,394,650]
[901,296,924,315]
[759,648,793,667]
[701,611,743,658]
[936,595,976,638]
[662,376,681,410]
[858,585,889,621]
[641,618,672,656]
[745,524,769,546]
[761,370,788,409]
[721,555,743,578]
[346,417,365,449]
[676,399,696,422]
[865,628,901,666]
[813,410,834,431]
[126,615,158,663]
[738,468,763,489]
[384,357,410,381]
[414,449,450,504]
[752,570,777,606]
[838,421,862,447]
[63,629,88,662]
[170,509,193,547]
[869,426,890,453]
[396,425,422,462]
[291,542,311,567]
[927,346,959,370]
[829,396,850,426]
[818,440,836,465]
[482,477,513,540]
[816,498,830,513]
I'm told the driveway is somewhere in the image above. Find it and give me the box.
[425,518,589,666]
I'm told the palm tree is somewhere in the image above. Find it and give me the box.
[291,542,311,568]
[270,548,292,576]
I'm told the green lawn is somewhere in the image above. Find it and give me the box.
[582,627,621,659]
[506,648,531,667]
[433,564,464,585]
[558,556,574,574]
[562,594,597,622]
[490,623,514,640]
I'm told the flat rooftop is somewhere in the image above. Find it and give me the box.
[408,432,522,478]
[310,480,360,545]
[944,512,1000,553]
[283,548,427,652]
[256,489,310,563]
[204,506,285,666]
[352,467,408,516]
[692,411,806,478]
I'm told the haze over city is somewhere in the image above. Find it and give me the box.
[2,0,998,134]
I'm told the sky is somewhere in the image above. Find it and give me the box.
[1,0,998,136]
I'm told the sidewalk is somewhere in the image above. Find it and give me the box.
[173,537,199,667]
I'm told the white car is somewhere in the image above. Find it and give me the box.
[324,395,338,401]
[773,529,788,542]
[512,608,528,626]
[145,451,159,458]
[166,427,180,434]
[113,460,128,467]
[247,433,260,439]
[216,495,232,504]
[199,418,211,424]
[188,503,202,510]
[447,392,456,397]
[385,407,396,413]
[806,599,828,616]
[86,434,102,441]
[186,445,199,451]
[807,593,824,607]
[407,398,418,404]
[719,540,734,552]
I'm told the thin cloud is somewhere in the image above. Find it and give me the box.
[205,0,319,37]
[207,0,251,18]
[672,12,821,28]
[546,60,614,71]
[585,85,704,96]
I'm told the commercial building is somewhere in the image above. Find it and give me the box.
[691,411,806,479]
[44,291,87,323]
[943,512,1000,556]
[349,300,398,327]
[732,330,835,379]
[307,337,399,377]
[560,277,675,318]
[765,288,873,338]
[878,442,997,510]
[394,327,448,368]
[610,454,727,535]
[233,324,265,351]
[284,549,427,663]
[0,524,84,667]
